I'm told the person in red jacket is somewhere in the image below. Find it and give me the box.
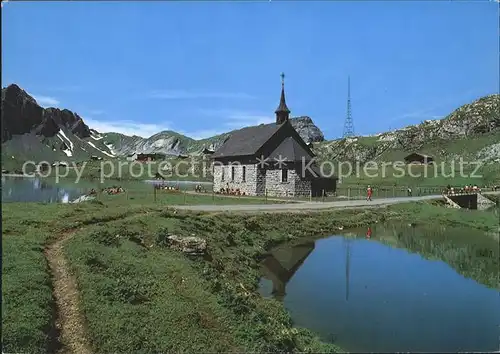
[367,185,373,201]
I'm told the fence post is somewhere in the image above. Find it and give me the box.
[348,187,351,201]
[265,189,268,203]
[322,189,325,202]
[183,189,187,204]
[153,185,157,203]
[309,189,312,202]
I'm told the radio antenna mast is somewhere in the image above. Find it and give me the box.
[343,76,355,138]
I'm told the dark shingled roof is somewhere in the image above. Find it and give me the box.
[211,122,283,158]
[268,136,313,162]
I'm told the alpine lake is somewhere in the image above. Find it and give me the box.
[259,221,499,352]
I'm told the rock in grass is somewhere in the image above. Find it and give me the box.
[167,235,207,256]
[70,195,96,203]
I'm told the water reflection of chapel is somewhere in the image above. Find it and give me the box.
[260,242,315,300]
[261,237,354,302]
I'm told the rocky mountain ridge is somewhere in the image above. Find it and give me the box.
[1,84,116,164]
[104,94,500,163]
[1,84,326,162]
[314,94,500,163]
[1,84,92,143]
[1,83,499,167]
[102,115,325,157]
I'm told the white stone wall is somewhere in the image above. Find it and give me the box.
[213,163,313,197]
[213,163,259,195]
[265,169,292,197]
[293,170,313,197]
[477,193,496,210]
[256,168,266,195]
[265,168,312,197]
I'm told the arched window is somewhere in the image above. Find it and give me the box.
[281,168,288,182]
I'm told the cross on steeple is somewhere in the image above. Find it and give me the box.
[275,72,290,124]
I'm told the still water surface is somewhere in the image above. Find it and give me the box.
[1,176,213,203]
[259,224,499,352]
[1,176,87,203]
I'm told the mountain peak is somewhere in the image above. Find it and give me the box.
[2,83,38,105]
[1,83,92,143]
[4,83,22,91]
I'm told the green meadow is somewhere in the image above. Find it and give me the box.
[2,196,499,353]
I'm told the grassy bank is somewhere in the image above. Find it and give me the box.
[350,203,499,288]
[3,175,282,205]
[36,158,213,182]
[2,229,56,353]
[95,187,285,206]
[387,201,499,232]
[379,222,499,288]
[485,193,500,204]
[1,202,161,353]
[2,201,498,353]
[338,162,500,188]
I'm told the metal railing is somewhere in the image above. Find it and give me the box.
[73,182,499,205]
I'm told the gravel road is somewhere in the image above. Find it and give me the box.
[172,192,500,213]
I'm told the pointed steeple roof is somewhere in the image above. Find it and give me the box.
[275,72,290,114]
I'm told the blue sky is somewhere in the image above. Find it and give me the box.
[2,1,498,139]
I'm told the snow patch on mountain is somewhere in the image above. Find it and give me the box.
[57,130,74,152]
[87,141,115,157]
[104,143,116,156]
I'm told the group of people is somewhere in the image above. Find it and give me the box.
[87,186,125,195]
[216,186,246,196]
[445,184,482,196]
[366,183,498,199]
[154,184,180,191]
[102,186,125,195]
